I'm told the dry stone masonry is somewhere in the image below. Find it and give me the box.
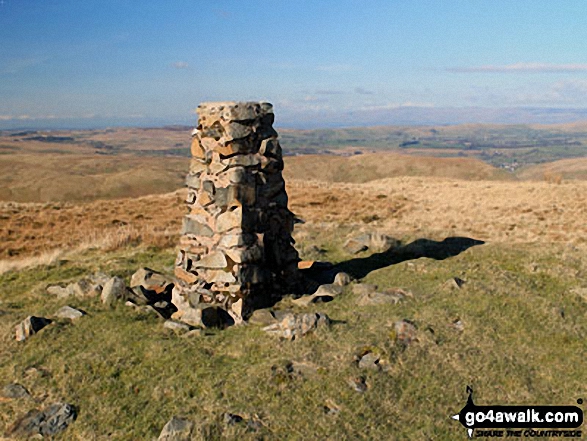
[173,102,301,326]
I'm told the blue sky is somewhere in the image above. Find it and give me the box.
[1,0,587,128]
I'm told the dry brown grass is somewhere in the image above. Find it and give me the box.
[2,174,587,271]
[284,152,513,183]
[0,154,188,202]
[518,157,587,181]
[0,192,185,261]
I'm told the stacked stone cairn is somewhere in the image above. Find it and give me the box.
[172,102,301,327]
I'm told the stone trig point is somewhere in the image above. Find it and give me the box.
[172,102,301,326]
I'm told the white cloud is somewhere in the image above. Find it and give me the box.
[354,87,374,95]
[171,61,189,69]
[448,63,587,73]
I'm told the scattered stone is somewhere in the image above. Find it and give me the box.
[357,351,381,371]
[158,416,194,441]
[343,237,369,254]
[393,319,418,346]
[369,233,401,253]
[292,283,342,307]
[444,277,466,290]
[262,312,330,340]
[181,329,204,338]
[54,306,85,321]
[343,233,401,254]
[1,383,30,400]
[47,279,102,299]
[315,283,343,297]
[348,376,368,393]
[333,272,352,286]
[130,267,171,294]
[23,367,50,380]
[352,283,378,296]
[100,276,128,306]
[46,285,70,298]
[248,309,277,326]
[223,413,244,426]
[8,402,77,438]
[164,320,191,333]
[357,289,409,306]
[89,271,111,286]
[15,316,52,342]
[323,400,341,416]
[450,319,465,332]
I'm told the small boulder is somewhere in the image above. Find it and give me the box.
[343,233,401,254]
[158,416,194,441]
[54,306,85,321]
[130,267,172,294]
[163,320,191,333]
[314,283,343,297]
[46,285,70,298]
[393,319,418,346]
[352,283,378,296]
[293,284,342,307]
[333,272,352,286]
[262,312,330,340]
[343,237,369,254]
[248,309,277,326]
[369,233,401,253]
[68,278,102,298]
[223,413,244,426]
[357,288,409,306]
[89,271,112,286]
[357,352,381,371]
[48,279,102,299]
[1,383,30,400]
[450,319,465,332]
[100,276,128,306]
[15,316,52,342]
[8,402,77,437]
[348,376,368,393]
[444,277,466,290]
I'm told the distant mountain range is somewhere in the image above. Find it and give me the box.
[277,106,587,129]
[3,107,587,130]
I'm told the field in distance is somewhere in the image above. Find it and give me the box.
[3,121,587,202]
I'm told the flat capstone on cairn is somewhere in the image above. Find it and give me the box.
[172,101,302,326]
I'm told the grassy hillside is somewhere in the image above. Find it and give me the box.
[1,153,586,438]
[0,224,585,439]
[284,153,514,183]
[517,157,587,181]
[0,152,515,203]
[0,154,188,202]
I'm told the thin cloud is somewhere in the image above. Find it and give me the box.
[448,63,587,73]
[354,87,374,95]
[316,63,355,73]
[171,61,189,70]
[1,57,49,74]
[315,89,344,95]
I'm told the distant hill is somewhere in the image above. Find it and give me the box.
[283,153,514,183]
[517,157,587,181]
[0,154,188,202]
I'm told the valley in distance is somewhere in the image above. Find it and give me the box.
[0,121,586,439]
